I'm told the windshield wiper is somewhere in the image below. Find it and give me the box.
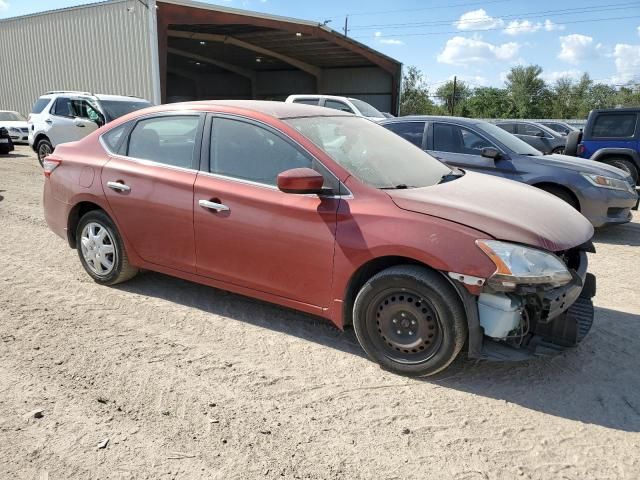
[380,184,413,190]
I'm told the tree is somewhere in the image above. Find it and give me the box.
[504,65,548,118]
[399,66,437,115]
[435,79,471,116]
[466,87,511,118]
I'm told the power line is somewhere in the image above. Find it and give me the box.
[325,0,512,20]
[349,2,639,30]
[354,14,640,38]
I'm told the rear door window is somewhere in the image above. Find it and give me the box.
[126,115,201,169]
[518,123,546,137]
[292,98,319,106]
[592,114,637,138]
[31,98,51,114]
[384,122,425,147]
[497,123,515,134]
[323,100,354,114]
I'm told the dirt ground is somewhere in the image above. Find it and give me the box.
[1,145,639,480]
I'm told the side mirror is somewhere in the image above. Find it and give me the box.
[481,147,501,160]
[277,168,324,194]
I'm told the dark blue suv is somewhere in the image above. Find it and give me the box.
[566,108,640,185]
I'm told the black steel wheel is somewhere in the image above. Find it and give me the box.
[353,265,467,377]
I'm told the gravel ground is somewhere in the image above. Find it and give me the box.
[1,145,639,480]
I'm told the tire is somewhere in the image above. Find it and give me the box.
[602,157,639,185]
[552,146,565,155]
[76,210,138,285]
[353,265,467,377]
[538,185,579,210]
[564,130,582,157]
[36,138,53,167]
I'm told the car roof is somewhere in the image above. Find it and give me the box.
[163,100,355,119]
[287,94,361,102]
[38,92,148,102]
[380,115,483,125]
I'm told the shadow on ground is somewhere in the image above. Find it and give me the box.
[594,220,640,247]
[115,271,640,432]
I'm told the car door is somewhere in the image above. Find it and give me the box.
[516,123,553,153]
[193,115,341,308]
[101,113,204,272]
[47,97,81,145]
[427,122,516,179]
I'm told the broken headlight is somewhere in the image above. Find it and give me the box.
[476,240,572,290]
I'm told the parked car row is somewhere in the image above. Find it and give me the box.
[42,99,623,377]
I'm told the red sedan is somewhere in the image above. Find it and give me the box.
[43,101,596,376]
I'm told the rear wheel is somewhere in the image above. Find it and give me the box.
[353,265,467,377]
[36,138,53,167]
[76,210,138,285]
[552,146,565,155]
[603,157,638,185]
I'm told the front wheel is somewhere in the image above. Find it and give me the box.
[76,210,138,285]
[353,265,467,377]
[552,146,565,155]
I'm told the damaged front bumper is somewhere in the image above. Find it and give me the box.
[456,247,596,361]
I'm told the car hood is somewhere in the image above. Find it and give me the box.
[387,171,593,252]
[531,153,630,179]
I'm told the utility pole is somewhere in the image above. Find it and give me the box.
[451,76,457,115]
[344,15,349,36]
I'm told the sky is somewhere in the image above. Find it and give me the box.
[2,0,639,90]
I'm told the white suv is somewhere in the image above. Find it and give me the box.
[285,94,386,121]
[28,91,152,165]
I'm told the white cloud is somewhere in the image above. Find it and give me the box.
[456,9,503,31]
[503,18,564,35]
[541,69,582,83]
[503,20,541,35]
[0,0,9,11]
[437,36,520,65]
[612,43,640,84]
[544,20,565,32]
[558,34,602,65]
[373,31,404,45]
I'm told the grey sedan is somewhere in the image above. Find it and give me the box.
[381,116,638,227]
[496,120,566,154]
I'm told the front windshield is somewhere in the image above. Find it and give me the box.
[99,100,152,121]
[349,98,384,118]
[476,122,542,156]
[0,112,25,121]
[286,116,452,189]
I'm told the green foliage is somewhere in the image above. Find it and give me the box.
[399,66,438,115]
[435,80,471,116]
[399,65,640,119]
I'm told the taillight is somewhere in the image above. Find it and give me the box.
[577,144,585,156]
[43,158,62,177]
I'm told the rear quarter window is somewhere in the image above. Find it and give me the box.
[591,114,637,138]
[31,98,51,114]
[292,98,319,106]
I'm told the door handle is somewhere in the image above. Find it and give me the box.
[75,123,86,128]
[45,119,53,125]
[199,199,230,212]
[107,181,131,192]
